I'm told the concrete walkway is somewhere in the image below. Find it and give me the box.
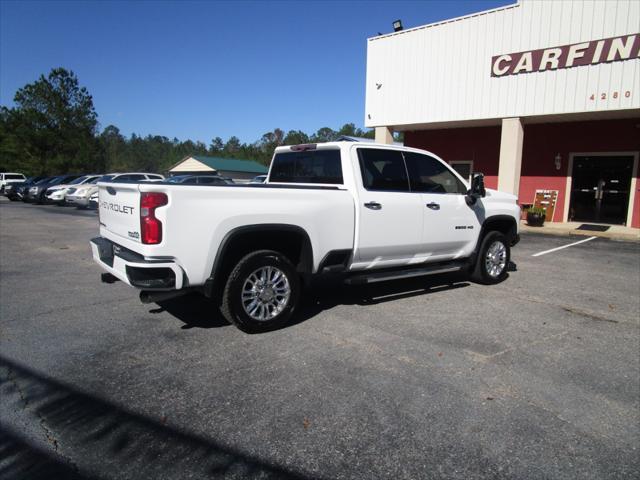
[520,220,640,242]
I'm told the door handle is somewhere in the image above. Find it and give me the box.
[364,201,382,210]
[426,202,440,210]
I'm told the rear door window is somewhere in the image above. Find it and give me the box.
[270,149,342,184]
[403,152,467,194]
[357,148,409,192]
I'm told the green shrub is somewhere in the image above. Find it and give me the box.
[527,205,546,215]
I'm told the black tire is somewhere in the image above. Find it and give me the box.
[470,231,510,285]
[221,250,301,333]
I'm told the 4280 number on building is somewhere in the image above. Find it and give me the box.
[589,91,632,101]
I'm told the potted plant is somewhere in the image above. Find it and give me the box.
[526,205,546,226]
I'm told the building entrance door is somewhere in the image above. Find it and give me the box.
[569,155,634,225]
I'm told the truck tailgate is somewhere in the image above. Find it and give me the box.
[98,183,141,243]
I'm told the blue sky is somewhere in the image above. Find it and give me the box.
[0,0,512,144]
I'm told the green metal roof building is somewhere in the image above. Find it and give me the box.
[169,155,269,181]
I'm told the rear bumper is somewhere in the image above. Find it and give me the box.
[90,237,185,290]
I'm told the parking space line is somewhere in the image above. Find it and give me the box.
[531,236,597,257]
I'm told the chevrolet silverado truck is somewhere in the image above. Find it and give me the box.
[91,142,520,332]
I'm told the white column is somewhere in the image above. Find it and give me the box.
[375,126,394,145]
[497,117,524,196]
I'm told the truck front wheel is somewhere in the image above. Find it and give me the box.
[221,250,301,333]
[471,231,510,284]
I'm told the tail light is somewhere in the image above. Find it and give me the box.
[140,192,168,244]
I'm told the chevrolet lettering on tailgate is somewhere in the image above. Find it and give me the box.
[100,201,134,215]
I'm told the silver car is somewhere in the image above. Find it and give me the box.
[67,173,165,208]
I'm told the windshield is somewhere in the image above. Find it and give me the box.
[35,177,52,185]
[48,176,68,186]
[97,175,115,182]
[69,176,89,185]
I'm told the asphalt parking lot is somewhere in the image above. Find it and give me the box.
[1,197,639,480]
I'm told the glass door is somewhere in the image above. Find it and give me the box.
[569,155,634,225]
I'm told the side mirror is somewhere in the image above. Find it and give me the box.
[466,172,486,206]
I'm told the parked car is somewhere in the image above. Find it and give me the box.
[166,175,233,185]
[249,175,267,184]
[25,175,81,204]
[67,173,165,208]
[45,174,102,205]
[89,191,99,210]
[91,142,520,333]
[0,173,26,194]
[4,176,43,200]
[9,176,47,201]
[22,176,54,202]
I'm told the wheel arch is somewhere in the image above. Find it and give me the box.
[471,215,518,262]
[204,224,313,298]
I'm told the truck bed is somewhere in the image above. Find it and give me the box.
[96,182,355,288]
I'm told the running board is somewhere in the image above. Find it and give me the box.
[344,262,466,285]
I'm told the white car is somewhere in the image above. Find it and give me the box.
[1,172,26,194]
[45,175,101,204]
[67,172,165,208]
[91,142,520,333]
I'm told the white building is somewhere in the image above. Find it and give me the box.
[365,0,640,228]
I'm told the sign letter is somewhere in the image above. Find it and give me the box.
[539,48,562,71]
[591,40,605,63]
[513,52,533,73]
[566,42,589,67]
[492,55,512,76]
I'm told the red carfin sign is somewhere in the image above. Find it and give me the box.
[491,33,640,77]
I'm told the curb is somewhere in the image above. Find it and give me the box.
[520,223,640,242]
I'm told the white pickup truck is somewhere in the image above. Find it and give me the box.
[91,142,520,332]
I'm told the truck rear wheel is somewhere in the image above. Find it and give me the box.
[221,250,301,333]
[470,231,510,284]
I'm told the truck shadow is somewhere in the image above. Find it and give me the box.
[292,272,471,328]
[153,294,230,329]
[154,273,473,331]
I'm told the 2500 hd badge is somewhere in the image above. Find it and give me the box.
[100,201,134,215]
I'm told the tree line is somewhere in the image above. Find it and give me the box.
[0,68,387,176]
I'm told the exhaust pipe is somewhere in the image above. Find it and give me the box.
[139,289,189,304]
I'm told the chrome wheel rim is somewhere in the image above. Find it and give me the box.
[485,241,507,278]
[241,266,291,321]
